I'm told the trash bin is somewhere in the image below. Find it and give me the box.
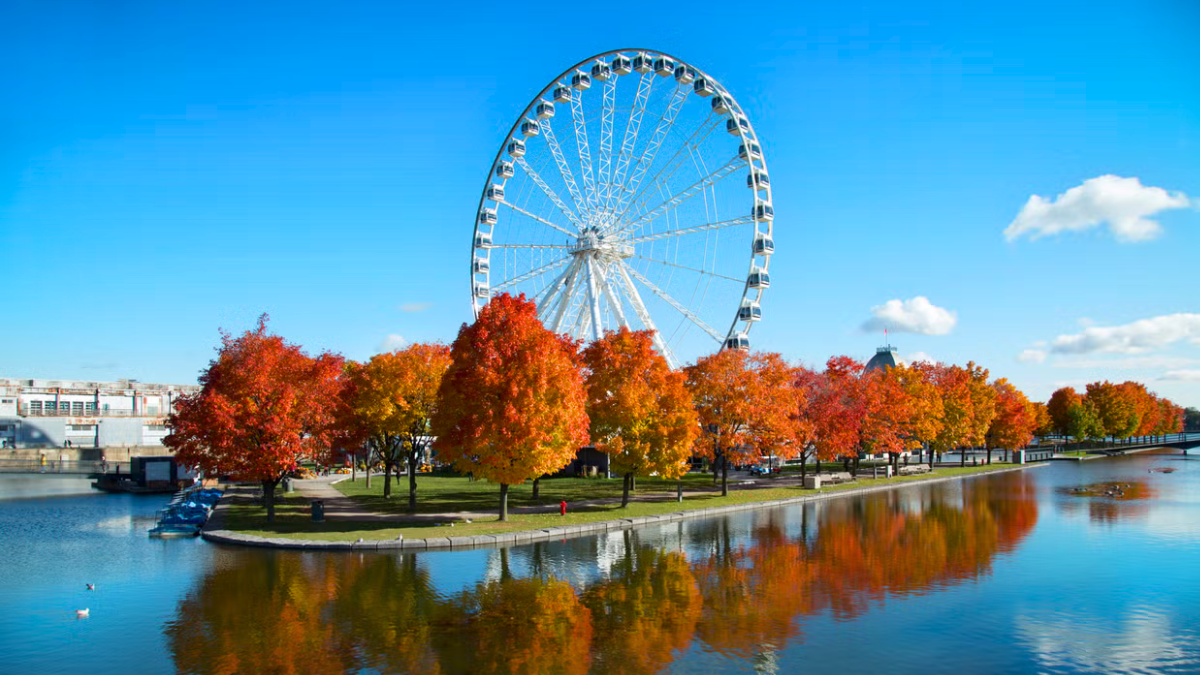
[283,477,293,493]
[311,500,325,522]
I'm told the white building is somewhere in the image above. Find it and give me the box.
[0,377,200,449]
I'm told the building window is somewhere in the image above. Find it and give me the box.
[1,399,12,404]
[72,402,84,416]
[29,401,43,414]
[85,402,97,415]
[144,424,167,432]
[69,424,95,431]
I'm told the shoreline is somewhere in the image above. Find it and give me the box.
[201,462,1048,552]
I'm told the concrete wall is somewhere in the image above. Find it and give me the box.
[0,416,171,449]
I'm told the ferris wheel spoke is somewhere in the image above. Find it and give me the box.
[497,200,576,238]
[605,72,655,215]
[611,85,691,218]
[625,215,757,246]
[536,258,579,321]
[612,156,744,238]
[568,86,599,214]
[614,263,675,368]
[540,115,591,219]
[584,257,604,341]
[490,244,573,249]
[592,260,629,328]
[597,73,618,207]
[601,114,722,236]
[514,156,582,230]
[631,254,745,283]
[621,262,725,343]
[493,256,572,292]
[549,259,585,332]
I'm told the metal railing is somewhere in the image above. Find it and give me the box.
[15,407,169,418]
[0,458,131,475]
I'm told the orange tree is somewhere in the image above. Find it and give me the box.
[801,356,868,473]
[342,343,451,508]
[988,378,1037,460]
[685,350,796,496]
[880,363,944,466]
[431,293,589,521]
[581,328,698,507]
[1085,381,1140,441]
[1046,386,1082,438]
[164,315,344,522]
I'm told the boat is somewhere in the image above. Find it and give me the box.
[148,523,201,538]
[148,485,223,538]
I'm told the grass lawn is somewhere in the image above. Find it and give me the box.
[220,463,1026,542]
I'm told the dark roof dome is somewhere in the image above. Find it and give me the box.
[864,346,898,374]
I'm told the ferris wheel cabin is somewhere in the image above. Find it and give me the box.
[571,70,592,90]
[536,100,555,119]
[485,184,505,201]
[495,162,515,179]
[591,60,612,81]
[752,200,774,222]
[747,169,770,191]
[474,232,493,248]
[711,95,730,114]
[507,139,526,157]
[693,77,715,97]
[632,52,653,73]
[738,301,762,322]
[725,333,751,351]
[478,208,497,225]
[474,283,490,299]
[748,267,770,289]
[738,141,762,160]
[520,119,541,137]
[473,257,490,274]
[653,57,675,76]
[753,232,775,255]
[553,86,573,103]
[726,116,751,136]
[612,55,633,75]
[674,65,696,84]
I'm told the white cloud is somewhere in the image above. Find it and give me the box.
[862,297,957,335]
[1018,349,1048,364]
[399,303,433,313]
[1004,175,1192,243]
[1051,355,1200,370]
[1050,313,1200,355]
[1160,369,1200,382]
[899,351,937,366]
[377,334,406,352]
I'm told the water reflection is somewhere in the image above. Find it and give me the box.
[166,473,1039,674]
[1057,480,1157,524]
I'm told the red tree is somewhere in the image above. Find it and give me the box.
[165,315,344,522]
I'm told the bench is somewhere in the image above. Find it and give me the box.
[898,465,931,476]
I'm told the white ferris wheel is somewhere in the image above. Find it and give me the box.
[471,49,774,368]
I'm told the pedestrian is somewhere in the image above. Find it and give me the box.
[559,500,567,516]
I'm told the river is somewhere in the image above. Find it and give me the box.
[1,451,1197,674]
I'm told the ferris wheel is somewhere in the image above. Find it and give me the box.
[471,49,774,368]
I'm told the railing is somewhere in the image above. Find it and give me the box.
[0,458,131,475]
[15,408,169,418]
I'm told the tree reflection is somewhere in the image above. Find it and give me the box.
[581,533,702,675]
[168,475,1039,674]
[166,553,354,675]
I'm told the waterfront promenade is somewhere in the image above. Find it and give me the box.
[202,462,1046,551]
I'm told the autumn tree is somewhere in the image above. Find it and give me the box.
[431,293,589,521]
[165,315,344,522]
[1066,400,1105,444]
[1085,381,1140,440]
[342,343,452,509]
[581,328,698,507]
[1046,387,1082,438]
[686,350,797,496]
[988,378,1036,461]
[1031,401,1053,438]
[879,363,944,466]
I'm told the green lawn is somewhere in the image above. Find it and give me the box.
[219,462,1026,542]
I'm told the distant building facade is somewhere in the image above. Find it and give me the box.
[863,345,898,374]
[0,378,200,449]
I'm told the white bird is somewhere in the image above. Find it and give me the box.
[76,608,89,618]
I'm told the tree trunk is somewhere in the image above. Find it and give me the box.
[408,455,418,512]
[351,451,357,482]
[677,478,683,502]
[630,474,636,491]
[383,462,392,498]
[960,448,966,467]
[721,456,729,497]
[262,479,278,523]
[621,472,632,508]
[532,476,541,500]
[712,456,720,484]
[816,458,822,474]
[800,454,808,480]
[499,483,509,521]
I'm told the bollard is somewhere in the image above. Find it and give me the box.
[311,500,325,522]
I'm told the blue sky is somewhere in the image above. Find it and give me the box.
[3,0,1198,407]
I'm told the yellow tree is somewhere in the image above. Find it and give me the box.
[581,328,698,507]
[880,363,944,465]
[342,343,451,508]
[431,293,589,521]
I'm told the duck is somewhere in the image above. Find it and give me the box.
[76,608,89,618]
[86,584,95,591]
